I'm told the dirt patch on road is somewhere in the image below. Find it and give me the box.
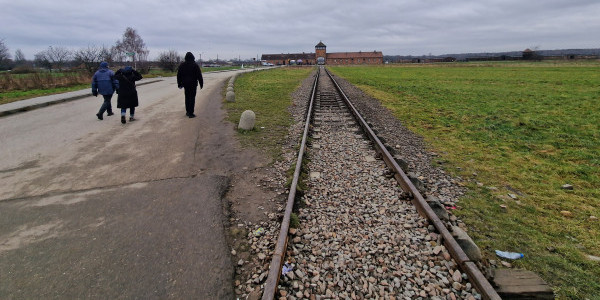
[187,75,293,298]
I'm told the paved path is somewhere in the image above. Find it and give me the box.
[0,69,259,299]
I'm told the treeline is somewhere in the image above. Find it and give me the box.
[0,27,188,75]
[384,48,600,62]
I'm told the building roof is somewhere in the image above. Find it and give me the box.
[327,51,383,59]
[261,53,315,60]
[315,41,326,48]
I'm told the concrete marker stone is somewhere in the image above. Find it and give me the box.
[226,91,235,102]
[238,110,255,130]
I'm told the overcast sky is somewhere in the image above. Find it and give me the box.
[1,0,599,61]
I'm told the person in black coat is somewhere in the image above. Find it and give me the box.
[114,66,142,124]
[177,52,203,118]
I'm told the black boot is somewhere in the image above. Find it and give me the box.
[96,113,103,120]
[107,110,114,116]
[121,116,126,124]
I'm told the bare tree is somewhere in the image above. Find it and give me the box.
[34,50,52,70]
[45,46,72,71]
[114,27,149,68]
[14,49,26,65]
[0,39,11,70]
[100,46,114,64]
[110,45,124,63]
[74,45,103,75]
[157,50,181,72]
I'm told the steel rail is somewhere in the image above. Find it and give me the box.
[324,68,501,300]
[262,68,321,300]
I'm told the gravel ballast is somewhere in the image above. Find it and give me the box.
[235,69,485,299]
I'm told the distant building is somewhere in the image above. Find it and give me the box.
[261,41,383,66]
[522,48,538,60]
[261,53,315,66]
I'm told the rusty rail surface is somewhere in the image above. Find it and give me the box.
[262,68,321,300]
[325,68,501,300]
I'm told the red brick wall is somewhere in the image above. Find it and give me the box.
[315,48,326,63]
[326,56,382,65]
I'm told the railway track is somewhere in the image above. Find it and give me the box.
[262,68,500,299]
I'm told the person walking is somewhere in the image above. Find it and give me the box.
[177,52,203,118]
[91,62,119,120]
[114,66,142,124]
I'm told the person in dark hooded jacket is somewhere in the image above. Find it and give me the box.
[91,62,119,120]
[114,66,142,124]
[176,52,203,118]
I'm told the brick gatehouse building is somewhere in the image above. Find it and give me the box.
[261,41,383,65]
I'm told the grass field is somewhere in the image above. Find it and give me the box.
[0,71,90,105]
[144,66,246,78]
[329,62,600,299]
[224,67,313,160]
[0,84,90,105]
[0,66,253,105]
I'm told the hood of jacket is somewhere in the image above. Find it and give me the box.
[122,66,133,73]
[184,52,195,62]
[99,61,109,69]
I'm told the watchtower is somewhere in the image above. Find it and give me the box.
[315,41,326,64]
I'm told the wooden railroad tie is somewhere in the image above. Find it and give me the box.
[492,269,554,299]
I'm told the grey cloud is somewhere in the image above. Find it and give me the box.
[0,0,598,60]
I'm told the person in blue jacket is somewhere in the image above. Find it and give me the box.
[91,62,119,120]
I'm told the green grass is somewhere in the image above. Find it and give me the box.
[144,66,250,78]
[224,67,314,160]
[0,84,89,105]
[329,62,600,299]
[1,70,91,105]
[202,66,245,72]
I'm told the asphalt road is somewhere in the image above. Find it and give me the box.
[0,70,251,299]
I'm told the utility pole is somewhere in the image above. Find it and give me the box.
[199,52,205,66]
